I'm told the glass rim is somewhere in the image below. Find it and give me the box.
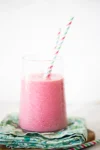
[22,54,62,62]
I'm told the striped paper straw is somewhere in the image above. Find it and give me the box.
[68,139,100,150]
[55,28,61,49]
[45,17,74,78]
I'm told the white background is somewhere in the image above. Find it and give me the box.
[0,0,99,104]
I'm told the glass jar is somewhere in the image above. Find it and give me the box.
[19,55,67,132]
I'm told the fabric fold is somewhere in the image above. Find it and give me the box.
[0,113,87,149]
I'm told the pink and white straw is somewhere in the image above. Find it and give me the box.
[68,139,100,150]
[45,17,74,78]
[55,28,61,50]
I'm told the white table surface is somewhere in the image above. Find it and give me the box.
[0,102,100,150]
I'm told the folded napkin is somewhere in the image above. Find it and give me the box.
[0,113,87,149]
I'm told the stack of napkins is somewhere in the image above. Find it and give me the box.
[0,113,87,149]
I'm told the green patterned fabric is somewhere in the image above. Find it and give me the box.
[0,113,87,149]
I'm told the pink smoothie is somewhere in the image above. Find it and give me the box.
[19,73,67,132]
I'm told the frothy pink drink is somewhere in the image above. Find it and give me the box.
[19,73,67,132]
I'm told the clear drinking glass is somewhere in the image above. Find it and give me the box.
[19,55,67,132]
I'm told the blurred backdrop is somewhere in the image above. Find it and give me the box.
[0,0,99,104]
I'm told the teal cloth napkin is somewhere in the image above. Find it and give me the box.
[0,113,87,149]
